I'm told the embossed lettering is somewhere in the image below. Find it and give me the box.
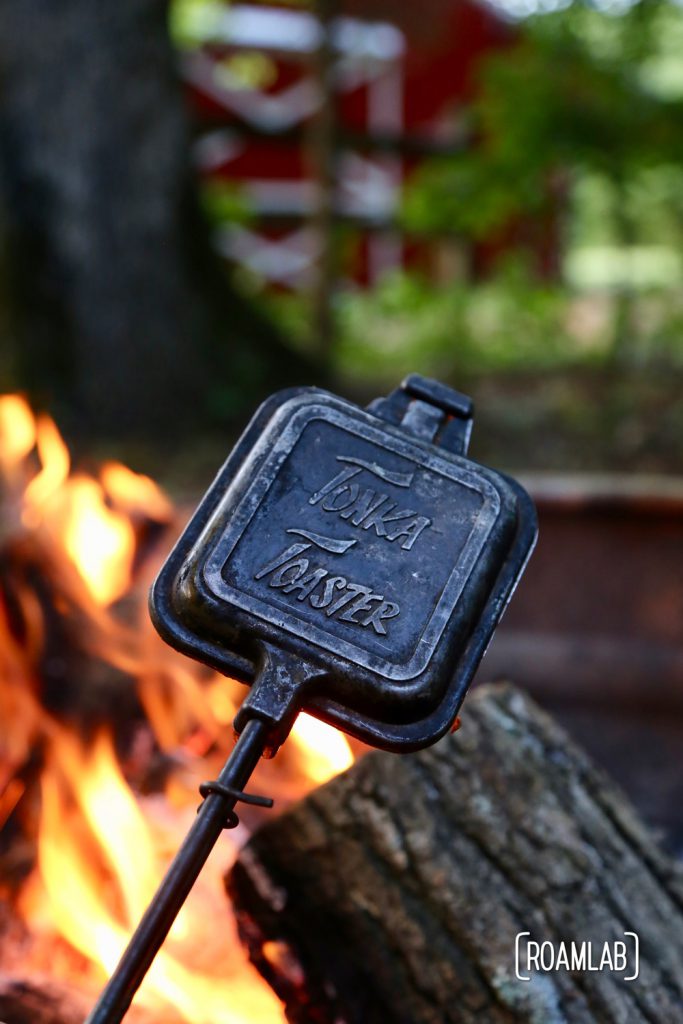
[283,567,328,600]
[339,488,388,525]
[338,589,384,625]
[321,484,359,512]
[269,558,308,588]
[310,575,347,609]
[309,466,361,506]
[386,517,431,548]
[309,459,432,551]
[254,542,311,579]
[325,582,372,618]
[254,545,400,635]
[360,503,431,550]
[362,600,400,634]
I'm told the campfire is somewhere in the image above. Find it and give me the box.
[0,394,354,1023]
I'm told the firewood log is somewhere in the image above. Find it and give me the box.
[0,974,155,1024]
[0,975,90,1024]
[228,683,683,1024]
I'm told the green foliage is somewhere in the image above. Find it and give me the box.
[199,180,253,226]
[171,0,683,389]
[398,0,683,375]
[265,263,683,386]
[331,266,591,383]
[404,0,683,242]
[170,0,227,49]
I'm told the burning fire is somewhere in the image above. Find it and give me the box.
[0,395,354,1021]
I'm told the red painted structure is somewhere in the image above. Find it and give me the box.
[182,2,518,288]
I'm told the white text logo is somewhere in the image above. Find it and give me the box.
[514,932,639,982]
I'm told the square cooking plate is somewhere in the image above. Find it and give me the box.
[150,378,537,751]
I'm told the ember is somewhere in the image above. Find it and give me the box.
[0,394,353,1022]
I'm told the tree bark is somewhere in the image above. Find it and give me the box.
[0,974,153,1024]
[228,683,683,1024]
[0,0,307,440]
[0,976,92,1024]
[307,0,339,362]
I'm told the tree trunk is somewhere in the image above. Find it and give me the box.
[307,0,339,362]
[228,683,683,1024]
[0,0,306,440]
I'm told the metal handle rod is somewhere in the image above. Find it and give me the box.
[85,716,271,1024]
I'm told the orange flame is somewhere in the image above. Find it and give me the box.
[101,461,173,522]
[60,477,136,606]
[23,413,71,512]
[291,714,354,784]
[22,728,283,1022]
[0,395,356,1022]
[0,394,36,472]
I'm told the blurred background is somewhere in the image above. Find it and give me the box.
[2,0,683,473]
[0,2,681,1017]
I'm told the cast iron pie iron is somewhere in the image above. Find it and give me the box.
[86,375,537,1023]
